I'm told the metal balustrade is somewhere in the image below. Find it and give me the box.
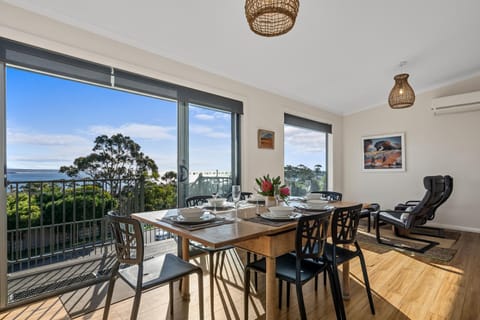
[5,177,146,273]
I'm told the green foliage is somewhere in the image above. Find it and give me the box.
[144,181,177,211]
[6,193,41,230]
[59,133,159,181]
[284,164,326,196]
[38,184,116,224]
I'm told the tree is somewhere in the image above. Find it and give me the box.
[60,133,159,181]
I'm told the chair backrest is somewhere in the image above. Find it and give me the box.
[107,212,144,265]
[294,211,331,262]
[407,175,446,227]
[311,191,343,201]
[186,195,212,207]
[331,204,362,245]
[428,175,453,220]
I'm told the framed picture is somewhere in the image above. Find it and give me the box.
[258,129,275,149]
[362,133,405,172]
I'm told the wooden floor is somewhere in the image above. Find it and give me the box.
[1,230,479,320]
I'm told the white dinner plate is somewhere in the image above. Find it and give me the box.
[171,213,216,224]
[260,212,301,221]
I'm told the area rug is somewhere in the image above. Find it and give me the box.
[357,223,459,263]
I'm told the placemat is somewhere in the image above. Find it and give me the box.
[161,216,234,231]
[245,215,297,227]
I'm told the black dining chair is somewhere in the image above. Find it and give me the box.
[185,195,234,313]
[322,204,375,319]
[244,211,344,320]
[103,212,204,320]
[311,191,343,201]
[359,203,380,233]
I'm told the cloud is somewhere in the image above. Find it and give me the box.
[190,125,229,139]
[284,126,326,153]
[88,123,176,140]
[194,114,215,121]
[8,129,90,146]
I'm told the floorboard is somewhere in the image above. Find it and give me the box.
[1,230,479,320]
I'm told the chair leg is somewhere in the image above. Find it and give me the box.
[254,254,258,290]
[295,281,307,320]
[367,213,371,233]
[102,262,119,320]
[244,267,251,320]
[358,252,375,315]
[130,273,144,320]
[196,269,204,320]
[326,266,345,320]
[209,252,215,314]
[169,282,174,316]
[286,282,290,308]
[323,269,327,286]
[376,219,439,253]
[278,279,283,309]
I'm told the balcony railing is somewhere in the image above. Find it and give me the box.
[4,173,231,306]
[6,177,146,274]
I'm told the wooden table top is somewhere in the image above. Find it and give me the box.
[132,201,361,248]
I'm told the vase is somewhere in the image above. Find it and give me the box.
[265,196,276,207]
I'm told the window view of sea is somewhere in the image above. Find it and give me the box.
[7,169,76,182]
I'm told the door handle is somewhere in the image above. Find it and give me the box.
[179,165,189,182]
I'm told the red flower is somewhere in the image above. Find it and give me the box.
[280,187,290,197]
[261,180,273,193]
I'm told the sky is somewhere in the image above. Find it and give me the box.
[6,66,326,174]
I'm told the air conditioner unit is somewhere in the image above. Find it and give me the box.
[431,91,480,115]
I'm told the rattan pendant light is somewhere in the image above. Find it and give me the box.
[388,61,415,109]
[245,0,300,37]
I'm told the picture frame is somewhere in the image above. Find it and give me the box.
[258,129,275,149]
[362,133,405,172]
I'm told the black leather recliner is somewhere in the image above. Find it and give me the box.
[375,175,450,253]
[394,175,453,237]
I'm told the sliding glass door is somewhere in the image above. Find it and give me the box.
[186,104,233,199]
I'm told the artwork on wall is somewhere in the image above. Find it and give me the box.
[258,129,275,149]
[362,133,405,172]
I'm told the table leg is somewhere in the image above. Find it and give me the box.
[181,237,191,300]
[342,244,351,300]
[265,256,277,320]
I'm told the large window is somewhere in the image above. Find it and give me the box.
[284,114,331,196]
[0,38,243,208]
[0,38,243,307]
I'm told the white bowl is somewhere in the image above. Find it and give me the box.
[179,207,204,219]
[306,193,323,200]
[268,206,294,217]
[207,198,226,207]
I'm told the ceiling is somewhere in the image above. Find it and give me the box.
[4,0,480,115]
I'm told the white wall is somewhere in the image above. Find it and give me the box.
[344,74,480,232]
[0,3,343,194]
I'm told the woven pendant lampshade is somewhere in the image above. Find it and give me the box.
[245,0,300,37]
[388,73,415,109]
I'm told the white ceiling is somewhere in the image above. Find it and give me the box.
[5,0,480,114]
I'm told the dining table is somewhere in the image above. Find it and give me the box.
[131,200,361,320]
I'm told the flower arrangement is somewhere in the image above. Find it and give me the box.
[255,174,290,199]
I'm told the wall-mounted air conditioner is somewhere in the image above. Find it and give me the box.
[431,91,480,115]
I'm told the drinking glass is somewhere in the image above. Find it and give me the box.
[305,180,312,196]
[212,182,219,212]
[274,185,281,206]
[232,185,241,220]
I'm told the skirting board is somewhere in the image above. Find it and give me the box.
[425,222,480,234]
